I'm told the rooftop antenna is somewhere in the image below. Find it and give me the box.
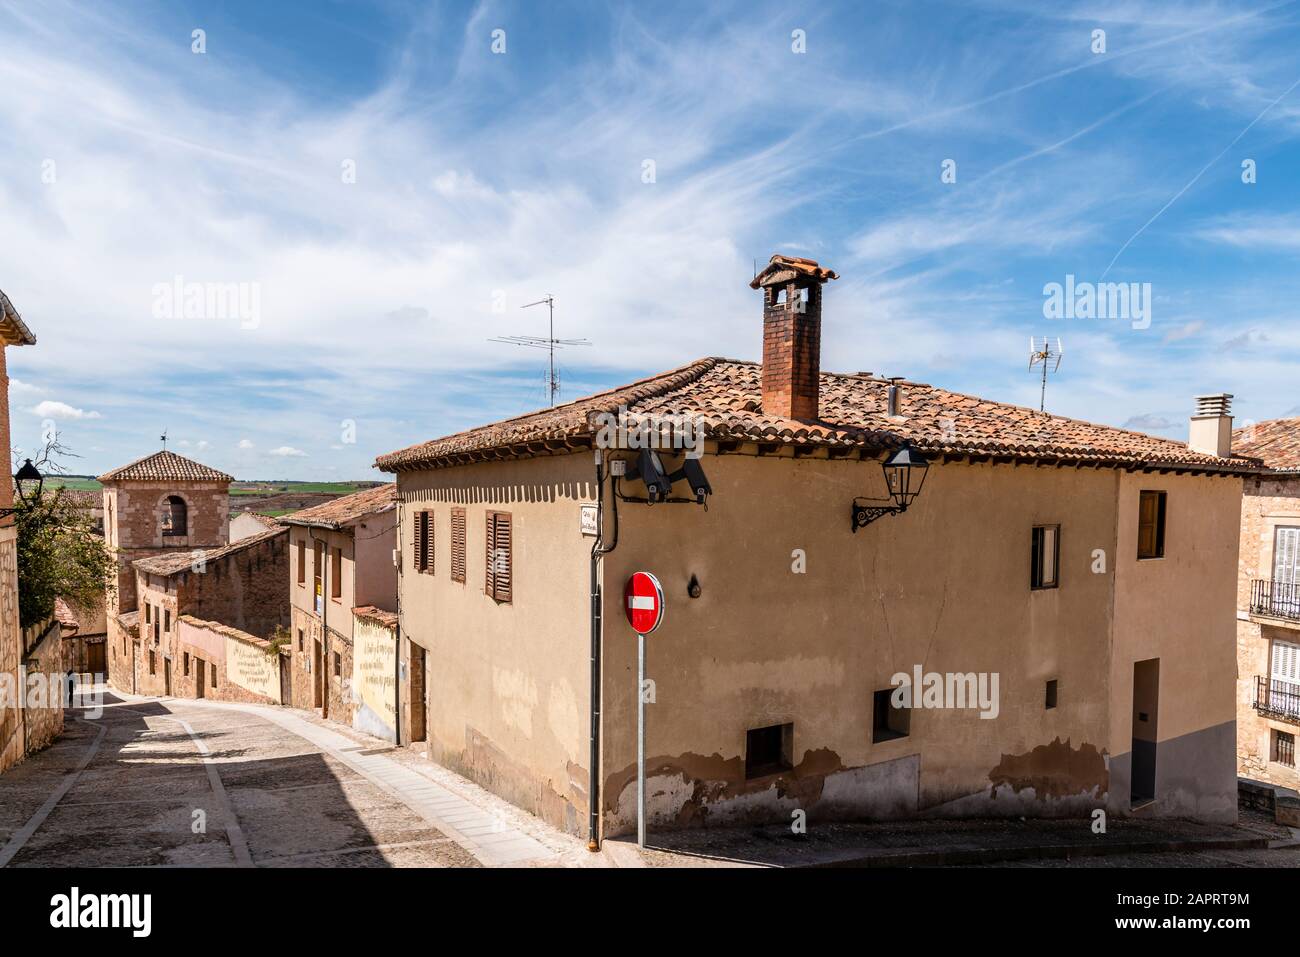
[160,429,168,451]
[1028,336,1063,413]
[489,295,591,406]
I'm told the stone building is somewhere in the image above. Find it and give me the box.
[1232,416,1300,794]
[101,450,232,693]
[280,485,397,736]
[230,509,281,543]
[377,254,1254,842]
[0,288,58,775]
[117,527,289,698]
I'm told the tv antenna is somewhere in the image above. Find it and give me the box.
[1028,337,1063,413]
[160,429,168,451]
[489,295,591,406]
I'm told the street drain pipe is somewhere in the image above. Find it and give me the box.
[587,455,619,850]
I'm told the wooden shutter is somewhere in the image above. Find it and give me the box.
[451,508,466,583]
[494,511,512,603]
[1274,639,1300,687]
[1275,527,1300,585]
[484,511,496,597]
[416,511,432,573]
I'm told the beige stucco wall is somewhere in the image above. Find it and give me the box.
[1108,472,1242,823]
[598,451,1128,834]
[395,446,1244,839]
[353,614,397,742]
[396,455,597,835]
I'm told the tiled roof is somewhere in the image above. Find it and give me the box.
[133,526,285,577]
[236,510,283,529]
[279,484,396,529]
[1234,417,1300,472]
[353,605,398,629]
[99,450,233,484]
[376,357,1257,474]
[54,598,80,634]
[749,254,839,288]
[0,288,36,346]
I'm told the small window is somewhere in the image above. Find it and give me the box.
[183,652,190,676]
[1274,730,1296,768]
[485,511,512,603]
[149,651,156,676]
[333,652,342,678]
[1031,525,1059,589]
[1045,679,1058,709]
[745,723,794,779]
[451,507,466,584]
[297,628,304,652]
[1137,491,1166,560]
[297,540,306,585]
[872,688,910,742]
[144,604,152,624]
[164,608,171,632]
[415,511,433,574]
[210,662,217,687]
[330,547,343,599]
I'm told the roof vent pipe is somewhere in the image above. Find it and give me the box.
[1188,393,1234,458]
[887,379,903,417]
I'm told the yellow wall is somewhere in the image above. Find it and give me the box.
[225,632,281,703]
[353,614,397,741]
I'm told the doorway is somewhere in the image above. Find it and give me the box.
[164,658,172,696]
[87,642,106,677]
[195,658,206,698]
[280,654,291,705]
[410,643,427,744]
[313,638,324,710]
[1131,658,1159,807]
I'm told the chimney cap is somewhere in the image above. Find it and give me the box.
[1194,393,1233,417]
[750,254,839,289]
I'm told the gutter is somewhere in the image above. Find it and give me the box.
[587,455,619,850]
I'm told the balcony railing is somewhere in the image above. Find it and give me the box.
[1249,579,1300,622]
[1255,676,1300,724]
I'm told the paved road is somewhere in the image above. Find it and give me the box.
[0,688,557,868]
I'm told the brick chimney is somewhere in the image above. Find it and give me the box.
[1188,393,1233,457]
[750,254,838,421]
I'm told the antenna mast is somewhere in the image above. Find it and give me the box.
[160,429,168,451]
[1028,337,1063,413]
[490,295,591,406]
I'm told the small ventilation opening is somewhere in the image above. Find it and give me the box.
[1045,679,1058,710]
[745,723,794,779]
[872,688,910,742]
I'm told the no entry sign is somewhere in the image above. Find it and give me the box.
[624,571,665,635]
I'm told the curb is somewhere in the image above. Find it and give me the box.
[803,835,1271,868]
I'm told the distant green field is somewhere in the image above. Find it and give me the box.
[45,476,102,491]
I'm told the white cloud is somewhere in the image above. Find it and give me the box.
[238,438,254,449]
[269,446,307,457]
[30,400,101,420]
[9,378,43,395]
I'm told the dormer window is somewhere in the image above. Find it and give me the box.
[161,496,188,538]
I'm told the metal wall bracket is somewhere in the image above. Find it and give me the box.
[851,500,903,532]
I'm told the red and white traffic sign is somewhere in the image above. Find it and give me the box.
[624,572,665,636]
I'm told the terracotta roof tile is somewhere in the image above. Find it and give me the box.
[749,254,839,288]
[376,357,1256,475]
[1234,417,1300,472]
[352,605,398,629]
[0,287,36,346]
[134,526,285,577]
[99,450,233,484]
[279,484,395,529]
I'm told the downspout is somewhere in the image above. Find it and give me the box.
[588,455,619,850]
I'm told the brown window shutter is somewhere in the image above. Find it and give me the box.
[484,511,496,597]
[494,511,512,603]
[427,511,434,575]
[451,508,466,583]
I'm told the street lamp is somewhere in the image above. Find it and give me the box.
[851,442,930,531]
[2,459,43,518]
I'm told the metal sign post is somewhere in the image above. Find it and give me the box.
[637,630,646,848]
[624,571,664,849]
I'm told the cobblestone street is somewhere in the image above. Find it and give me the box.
[0,686,568,868]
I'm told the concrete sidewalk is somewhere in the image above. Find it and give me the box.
[598,815,1282,868]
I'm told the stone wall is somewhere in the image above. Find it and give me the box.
[175,616,283,705]
[20,618,65,755]
[0,528,21,773]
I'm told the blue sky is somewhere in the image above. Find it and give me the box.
[2,0,1299,480]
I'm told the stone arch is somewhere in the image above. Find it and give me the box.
[157,493,191,539]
